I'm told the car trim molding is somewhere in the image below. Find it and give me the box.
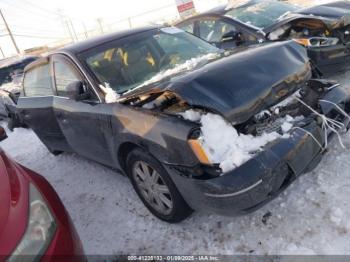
[204,179,263,198]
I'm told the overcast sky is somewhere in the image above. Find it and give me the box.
[0,0,227,57]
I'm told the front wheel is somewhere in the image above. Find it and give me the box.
[126,149,192,223]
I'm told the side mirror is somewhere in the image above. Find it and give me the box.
[221,31,242,43]
[0,126,7,142]
[65,81,89,101]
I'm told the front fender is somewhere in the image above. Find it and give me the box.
[108,104,199,170]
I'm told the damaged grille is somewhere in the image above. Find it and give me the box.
[256,120,283,136]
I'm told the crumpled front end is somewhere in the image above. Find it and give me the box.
[267,1,350,75]
[164,80,350,215]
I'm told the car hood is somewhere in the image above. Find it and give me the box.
[296,1,350,22]
[156,41,311,124]
[0,149,29,255]
[268,1,350,32]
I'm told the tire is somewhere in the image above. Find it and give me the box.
[126,148,192,223]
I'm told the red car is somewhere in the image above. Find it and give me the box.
[0,127,85,261]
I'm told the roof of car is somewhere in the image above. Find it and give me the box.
[0,55,38,69]
[59,25,160,55]
[201,4,227,15]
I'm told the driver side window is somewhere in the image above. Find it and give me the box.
[53,58,82,97]
[198,19,237,43]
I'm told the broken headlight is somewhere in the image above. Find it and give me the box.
[8,184,57,262]
[188,129,212,165]
[295,37,339,47]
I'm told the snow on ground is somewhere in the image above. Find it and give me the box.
[2,72,350,255]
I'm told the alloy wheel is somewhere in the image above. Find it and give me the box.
[132,161,173,215]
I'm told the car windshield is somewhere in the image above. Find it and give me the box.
[225,0,298,29]
[81,28,220,94]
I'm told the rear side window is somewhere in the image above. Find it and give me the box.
[23,63,53,97]
[178,21,194,34]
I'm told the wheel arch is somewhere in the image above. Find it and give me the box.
[117,142,142,175]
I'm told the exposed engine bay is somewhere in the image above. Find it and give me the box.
[121,79,341,138]
[268,18,344,46]
[237,79,338,136]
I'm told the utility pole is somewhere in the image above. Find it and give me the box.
[68,19,78,42]
[57,9,75,43]
[97,18,104,34]
[82,22,88,39]
[64,20,75,43]
[0,9,20,54]
[0,46,4,58]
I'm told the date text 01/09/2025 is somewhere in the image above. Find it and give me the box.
[127,256,220,261]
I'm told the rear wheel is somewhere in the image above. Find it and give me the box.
[126,149,192,223]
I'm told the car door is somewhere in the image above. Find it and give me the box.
[51,54,114,166]
[17,59,71,153]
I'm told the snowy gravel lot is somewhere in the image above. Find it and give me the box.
[1,72,350,255]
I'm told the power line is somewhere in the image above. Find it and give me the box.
[1,0,59,20]
[0,9,20,54]
[12,33,64,39]
[11,27,65,36]
[9,24,65,34]
[12,31,66,38]
[104,3,175,28]
[2,0,82,24]
[20,0,82,23]
[20,0,62,16]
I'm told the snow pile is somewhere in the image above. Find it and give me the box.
[179,109,202,122]
[181,111,282,173]
[181,109,305,173]
[281,121,294,133]
[139,53,220,88]
[199,113,280,173]
[99,83,120,103]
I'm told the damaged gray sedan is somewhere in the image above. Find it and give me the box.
[15,26,350,222]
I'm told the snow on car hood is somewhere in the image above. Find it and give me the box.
[164,40,311,125]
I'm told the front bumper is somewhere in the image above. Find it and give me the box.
[308,44,350,76]
[165,86,350,216]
